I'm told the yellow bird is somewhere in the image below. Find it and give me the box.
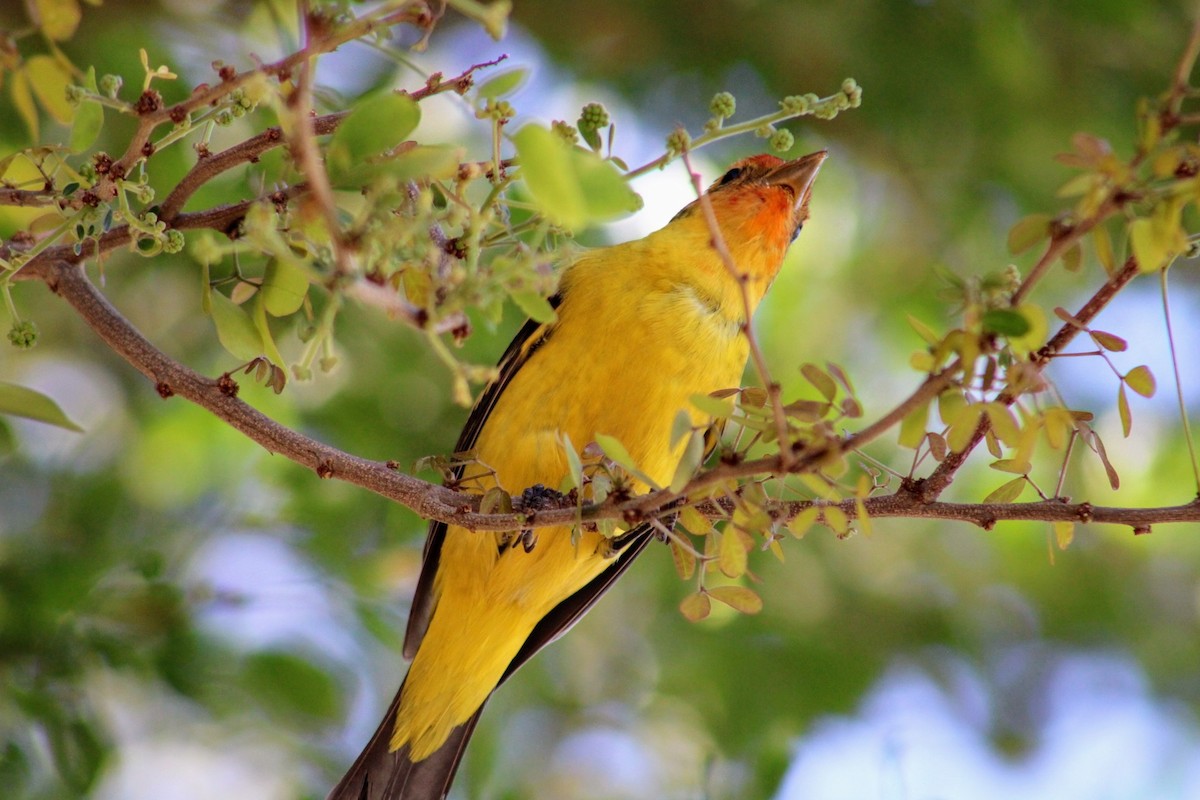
[329,149,827,800]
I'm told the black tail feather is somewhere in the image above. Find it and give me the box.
[326,681,484,800]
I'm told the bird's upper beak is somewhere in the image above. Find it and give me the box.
[766,150,828,210]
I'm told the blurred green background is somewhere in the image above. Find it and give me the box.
[2,1,1199,798]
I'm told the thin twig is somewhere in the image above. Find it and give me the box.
[680,148,794,470]
[1160,267,1200,492]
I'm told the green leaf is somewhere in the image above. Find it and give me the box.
[982,308,1031,337]
[513,124,640,230]
[261,258,309,316]
[983,476,1025,503]
[251,296,285,368]
[801,362,837,401]
[670,430,706,493]
[375,144,464,183]
[1007,213,1050,255]
[906,314,940,345]
[708,585,763,614]
[476,68,528,99]
[0,382,83,431]
[560,432,583,493]
[690,392,734,419]
[1124,365,1156,398]
[70,101,102,152]
[209,290,263,360]
[593,433,659,488]
[898,401,928,449]
[509,290,558,324]
[327,91,420,182]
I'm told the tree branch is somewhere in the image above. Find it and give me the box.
[916,256,1141,501]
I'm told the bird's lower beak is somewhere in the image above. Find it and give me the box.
[767,150,828,209]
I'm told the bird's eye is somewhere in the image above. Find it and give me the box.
[717,167,743,186]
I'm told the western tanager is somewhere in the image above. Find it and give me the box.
[329,150,827,800]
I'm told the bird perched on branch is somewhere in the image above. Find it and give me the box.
[328,149,828,800]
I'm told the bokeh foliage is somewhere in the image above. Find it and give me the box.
[1,1,1198,799]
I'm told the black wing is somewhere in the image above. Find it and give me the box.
[402,298,561,658]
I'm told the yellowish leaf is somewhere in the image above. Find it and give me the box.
[25,55,75,125]
[34,0,82,41]
[1061,242,1082,272]
[947,403,984,453]
[787,507,819,539]
[708,585,763,614]
[855,497,873,536]
[11,69,38,140]
[1089,330,1127,352]
[718,529,748,578]
[1008,303,1048,357]
[898,401,929,449]
[669,538,696,580]
[1053,521,1075,550]
[1092,225,1116,275]
[678,504,715,536]
[1117,384,1132,437]
[984,403,1019,446]
[679,591,711,622]
[1124,365,1156,398]
[990,458,1031,475]
[1007,213,1050,255]
[1043,407,1074,450]
[822,505,849,535]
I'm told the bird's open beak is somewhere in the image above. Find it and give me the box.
[766,150,828,210]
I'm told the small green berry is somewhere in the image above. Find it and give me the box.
[99,74,123,98]
[665,128,691,156]
[769,128,794,153]
[709,91,736,120]
[64,85,85,106]
[551,120,579,144]
[7,321,38,349]
[578,102,609,131]
[755,124,775,139]
[813,102,838,120]
[164,229,185,254]
[780,95,810,115]
[1003,264,1021,292]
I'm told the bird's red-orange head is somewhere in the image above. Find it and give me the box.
[669,150,827,301]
